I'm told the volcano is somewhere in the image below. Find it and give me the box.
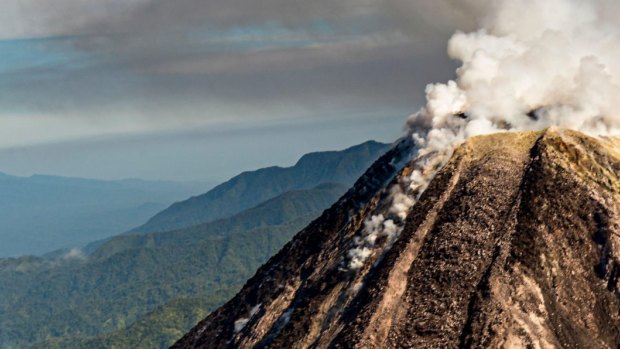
[173,129,620,348]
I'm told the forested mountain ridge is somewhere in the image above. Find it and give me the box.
[0,183,349,349]
[132,141,390,233]
[0,140,391,348]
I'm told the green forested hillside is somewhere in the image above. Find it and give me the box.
[35,297,228,349]
[0,141,391,349]
[133,141,389,233]
[0,183,348,349]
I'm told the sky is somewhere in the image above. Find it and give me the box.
[0,0,472,182]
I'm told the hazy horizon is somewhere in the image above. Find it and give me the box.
[0,0,465,182]
[0,113,404,182]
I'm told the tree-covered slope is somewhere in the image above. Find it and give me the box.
[133,141,390,233]
[0,183,348,349]
[35,297,229,349]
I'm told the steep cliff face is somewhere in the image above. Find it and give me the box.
[173,129,620,349]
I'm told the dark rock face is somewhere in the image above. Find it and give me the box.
[172,129,620,349]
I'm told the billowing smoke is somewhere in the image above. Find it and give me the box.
[347,0,620,272]
[408,0,620,155]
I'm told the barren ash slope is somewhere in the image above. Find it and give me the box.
[172,128,620,349]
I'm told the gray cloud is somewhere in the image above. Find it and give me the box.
[0,0,471,150]
[0,0,477,39]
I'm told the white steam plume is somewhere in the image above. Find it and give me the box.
[408,0,620,154]
[346,0,620,273]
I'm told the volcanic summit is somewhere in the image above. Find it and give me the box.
[174,129,620,349]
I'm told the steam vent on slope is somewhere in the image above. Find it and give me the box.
[173,128,620,348]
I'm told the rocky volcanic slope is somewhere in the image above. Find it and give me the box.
[173,129,620,349]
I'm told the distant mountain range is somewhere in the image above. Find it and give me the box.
[0,140,390,349]
[133,140,390,233]
[0,174,212,257]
